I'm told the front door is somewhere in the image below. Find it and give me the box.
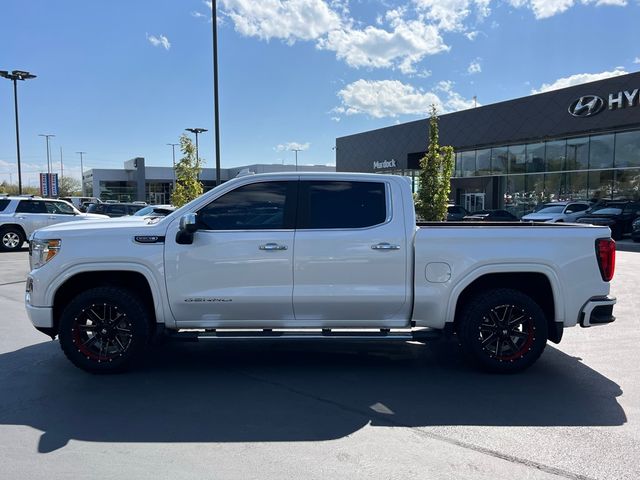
[164,181,297,327]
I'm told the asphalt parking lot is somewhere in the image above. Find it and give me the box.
[0,248,638,480]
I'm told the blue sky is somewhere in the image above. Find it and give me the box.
[1,0,639,186]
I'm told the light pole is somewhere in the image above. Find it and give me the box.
[0,70,37,195]
[211,0,222,186]
[291,148,301,171]
[76,151,86,196]
[185,128,207,181]
[167,143,178,191]
[39,134,55,197]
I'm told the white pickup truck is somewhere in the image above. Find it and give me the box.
[25,173,616,374]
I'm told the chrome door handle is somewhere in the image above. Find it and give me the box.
[371,242,400,250]
[259,243,288,251]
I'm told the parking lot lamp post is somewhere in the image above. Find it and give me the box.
[0,70,37,195]
[76,151,86,196]
[185,128,207,180]
[167,143,178,191]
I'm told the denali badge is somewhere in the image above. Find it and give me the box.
[568,95,604,117]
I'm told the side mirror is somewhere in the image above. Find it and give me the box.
[176,213,198,245]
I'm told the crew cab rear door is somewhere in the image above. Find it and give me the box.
[292,179,410,326]
[164,180,297,326]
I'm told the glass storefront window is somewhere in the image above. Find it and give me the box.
[476,148,491,176]
[566,137,589,171]
[614,169,640,200]
[454,152,462,177]
[491,146,508,174]
[461,150,476,177]
[508,145,526,174]
[544,173,565,202]
[526,143,545,173]
[505,174,525,218]
[565,171,589,200]
[525,174,545,212]
[545,140,566,172]
[614,130,640,168]
[589,134,614,169]
[588,170,615,201]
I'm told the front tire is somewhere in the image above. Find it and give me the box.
[59,287,150,373]
[0,226,25,252]
[458,288,548,373]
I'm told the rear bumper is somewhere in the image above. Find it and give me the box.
[579,296,616,327]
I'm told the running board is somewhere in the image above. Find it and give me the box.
[165,328,441,343]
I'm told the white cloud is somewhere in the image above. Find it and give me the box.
[318,17,448,73]
[220,0,341,43]
[413,0,491,32]
[146,33,171,50]
[633,57,640,64]
[334,79,476,119]
[467,59,481,74]
[531,68,628,93]
[506,0,626,19]
[275,142,310,152]
[465,30,480,40]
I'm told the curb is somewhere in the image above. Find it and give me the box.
[616,240,640,253]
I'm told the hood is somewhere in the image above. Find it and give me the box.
[79,213,110,219]
[521,212,561,221]
[33,216,162,237]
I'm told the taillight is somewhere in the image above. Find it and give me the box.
[595,238,615,282]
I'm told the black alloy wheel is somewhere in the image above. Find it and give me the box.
[59,287,150,373]
[458,288,548,373]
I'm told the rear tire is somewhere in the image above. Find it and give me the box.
[458,288,548,373]
[0,226,25,252]
[59,287,150,373]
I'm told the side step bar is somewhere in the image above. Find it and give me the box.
[165,328,442,343]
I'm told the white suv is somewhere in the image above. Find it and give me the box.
[0,196,108,252]
[521,201,591,223]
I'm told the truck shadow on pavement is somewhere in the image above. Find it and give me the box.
[0,338,625,453]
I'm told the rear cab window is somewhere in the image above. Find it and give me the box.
[297,180,387,229]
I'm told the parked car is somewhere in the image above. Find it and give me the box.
[133,204,176,217]
[630,217,640,243]
[521,201,591,223]
[59,196,101,210]
[26,173,616,374]
[463,209,519,221]
[86,202,147,217]
[576,201,640,240]
[0,196,108,251]
[446,205,469,221]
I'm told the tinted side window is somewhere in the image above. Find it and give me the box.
[299,181,387,229]
[0,199,10,212]
[109,205,127,216]
[198,181,292,230]
[46,201,75,214]
[16,200,47,214]
[568,204,589,213]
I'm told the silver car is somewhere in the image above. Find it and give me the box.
[521,201,591,223]
[0,196,108,251]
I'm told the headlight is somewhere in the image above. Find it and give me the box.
[29,239,61,270]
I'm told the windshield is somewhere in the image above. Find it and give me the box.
[134,206,155,216]
[535,206,565,214]
[590,207,622,215]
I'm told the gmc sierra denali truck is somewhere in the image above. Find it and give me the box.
[25,173,616,374]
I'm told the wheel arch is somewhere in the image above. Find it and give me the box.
[51,270,158,336]
[449,268,563,344]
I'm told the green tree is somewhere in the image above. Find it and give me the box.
[171,134,204,207]
[416,106,454,221]
[58,176,82,197]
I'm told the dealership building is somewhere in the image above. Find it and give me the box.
[336,71,640,217]
[83,160,334,204]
